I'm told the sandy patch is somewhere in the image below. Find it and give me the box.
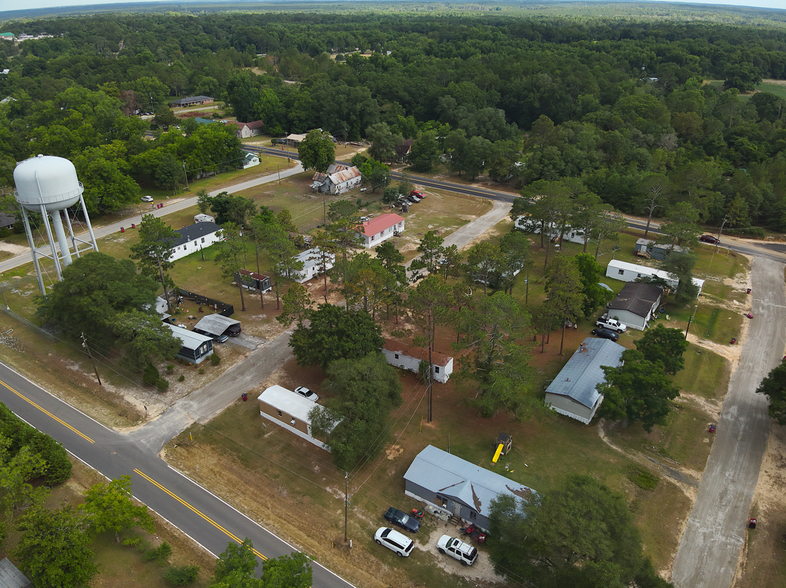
[417,522,505,583]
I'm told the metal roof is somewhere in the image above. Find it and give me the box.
[545,338,625,408]
[608,282,664,317]
[404,445,536,517]
[164,323,213,350]
[172,222,221,247]
[359,213,404,237]
[0,558,30,588]
[257,386,339,433]
[193,314,240,336]
[295,248,334,272]
[383,339,452,367]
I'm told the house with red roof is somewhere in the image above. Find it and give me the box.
[227,120,265,139]
[382,339,454,383]
[356,213,405,248]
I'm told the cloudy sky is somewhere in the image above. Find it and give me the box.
[1,0,785,13]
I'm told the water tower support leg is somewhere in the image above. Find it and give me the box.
[39,205,63,281]
[20,208,46,295]
[64,209,79,258]
[52,210,73,267]
[78,195,99,253]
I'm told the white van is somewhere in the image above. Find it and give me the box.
[374,527,414,557]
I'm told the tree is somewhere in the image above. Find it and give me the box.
[659,202,701,249]
[214,222,248,311]
[635,324,688,375]
[637,174,671,239]
[0,438,47,545]
[466,242,504,295]
[498,231,532,295]
[130,214,180,310]
[661,250,699,305]
[488,476,666,588]
[574,253,614,319]
[409,230,445,279]
[213,539,258,585]
[298,129,335,173]
[544,257,586,355]
[260,552,312,588]
[358,157,391,192]
[276,283,314,327]
[598,350,680,431]
[591,211,627,261]
[311,352,402,469]
[407,130,440,172]
[366,122,402,162]
[289,304,383,369]
[755,362,786,425]
[206,192,257,227]
[14,505,97,588]
[454,293,536,418]
[80,475,154,542]
[110,310,180,372]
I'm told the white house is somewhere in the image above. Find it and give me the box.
[310,164,362,194]
[168,222,223,262]
[241,152,260,169]
[164,323,214,364]
[606,259,704,296]
[291,248,335,283]
[514,217,584,245]
[257,385,338,451]
[605,282,663,331]
[227,120,264,139]
[382,340,453,383]
[356,213,405,248]
[545,338,625,424]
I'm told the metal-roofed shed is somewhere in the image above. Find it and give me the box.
[193,314,241,338]
[0,558,31,588]
[545,337,625,424]
[403,445,536,532]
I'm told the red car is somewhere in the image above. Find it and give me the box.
[744,312,753,319]
[699,234,720,244]
[410,190,425,198]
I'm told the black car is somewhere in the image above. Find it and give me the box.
[591,328,619,342]
[699,234,720,244]
[384,507,420,533]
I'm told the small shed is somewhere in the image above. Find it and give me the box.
[164,324,214,364]
[257,385,338,451]
[634,239,688,261]
[545,338,625,424]
[404,445,536,532]
[193,314,241,338]
[292,248,334,283]
[240,152,260,168]
[168,222,223,262]
[356,213,405,248]
[235,269,271,293]
[606,282,663,331]
[382,340,453,383]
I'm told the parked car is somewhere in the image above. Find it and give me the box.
[212,333,228,344]
[410,190,424,198]
[384,507,420,533]
[595,317,627,333]
[140,195,154,202]
[591,328,619,342]
[407,195,421,203]
[294,386,319,402]
[374,527,414,557]
[699,234,720,244]
[436,535,478,566]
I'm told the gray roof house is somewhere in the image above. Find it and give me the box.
[403,445,536,532]
[169,222,223,262]
[164,323,214,364]
[606,282,664,331]
[545,338,625,424]
[193,313,241,338]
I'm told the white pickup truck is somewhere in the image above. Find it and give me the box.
[595,317,627,333]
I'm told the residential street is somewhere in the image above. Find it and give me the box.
[670,257,785,588]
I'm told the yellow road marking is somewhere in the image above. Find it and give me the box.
[133,468,268,561]
[0,379,94,443]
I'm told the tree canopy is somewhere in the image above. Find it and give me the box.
[755,362,786,425]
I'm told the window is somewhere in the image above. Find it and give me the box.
[394,354,399,360]
[290,418,296,426]
[201,237,205,243]
[434,366,440,373]
[469,511,477,520]
[617,269,624,275]
[277,410,282,417]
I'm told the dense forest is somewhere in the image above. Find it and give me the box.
[0,10,785,231]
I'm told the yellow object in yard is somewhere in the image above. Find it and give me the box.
[492,443,504,463]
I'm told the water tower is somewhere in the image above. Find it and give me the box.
[13,154,99,294]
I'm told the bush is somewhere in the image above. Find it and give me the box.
[156,378,169,392]
[122,537,142,548]
[166,364,175,372]
[162,564,200,586]
[28,432,72,485]
[143,364,160,387]
[143,541,172,562]
[178,375,185,382]
[198,368,205,375]
[210,353,221,366]
[626,465,660,490]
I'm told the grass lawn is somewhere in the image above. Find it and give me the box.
[673,346,731,401]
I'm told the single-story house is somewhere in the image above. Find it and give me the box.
[310,164,362,195]
[606,282,663,331]
[545,338,625,424]
[171,95,214,107]
[194,213,215,223]
[634,238,688,261]
[0,212,15,230]
[285,133,308,147]
[292,248,334,283]
[382,340,453,383]
[258,385,339,451]
[164,323,214,364]
[0,557,31,588]
[0,33,16,42]
[514,217,584,245]
[227,120,264,139]
[235,268,272,292]
[356,213,405,248]
[606,259,704,296]
[396,139,414,162]
[240,152,260,169]
[193,313,241,338]
[404,445,537,532]
[169,222,223,262]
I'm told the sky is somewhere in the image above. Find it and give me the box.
[0,0,785,14]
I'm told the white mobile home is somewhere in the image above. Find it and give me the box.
[168,222,223,262]
[257,385,337,451]
[382,340,453,383]
[515,217,584,245]
[291,248,334,283]
[606,259,704,296]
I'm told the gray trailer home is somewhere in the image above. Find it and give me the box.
[545,338,625,424]
[164,324,214,364]
[403,445,536,532]
[606,282,664,331]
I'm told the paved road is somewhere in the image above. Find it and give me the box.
[0,361,353,588]
[670,257,784,588]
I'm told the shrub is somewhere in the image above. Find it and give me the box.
[166,364,175,372]
[122,537,142,548]
[198,368,205,375]
[156,378,169,392]
[143,364,159,386]
[210,353,221,366]
[28,432,72,485]
[626,465,660,490]
[143,541,172,562]
[162,564,200,586]
[178,375,185,382]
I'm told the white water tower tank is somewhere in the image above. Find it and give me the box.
[13,154,83,212]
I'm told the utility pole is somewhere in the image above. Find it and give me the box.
[709,216,728,270]
[685,304,698,339]
[344,472,349,543]
[81,332,102,386]
[182,162,189,190]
